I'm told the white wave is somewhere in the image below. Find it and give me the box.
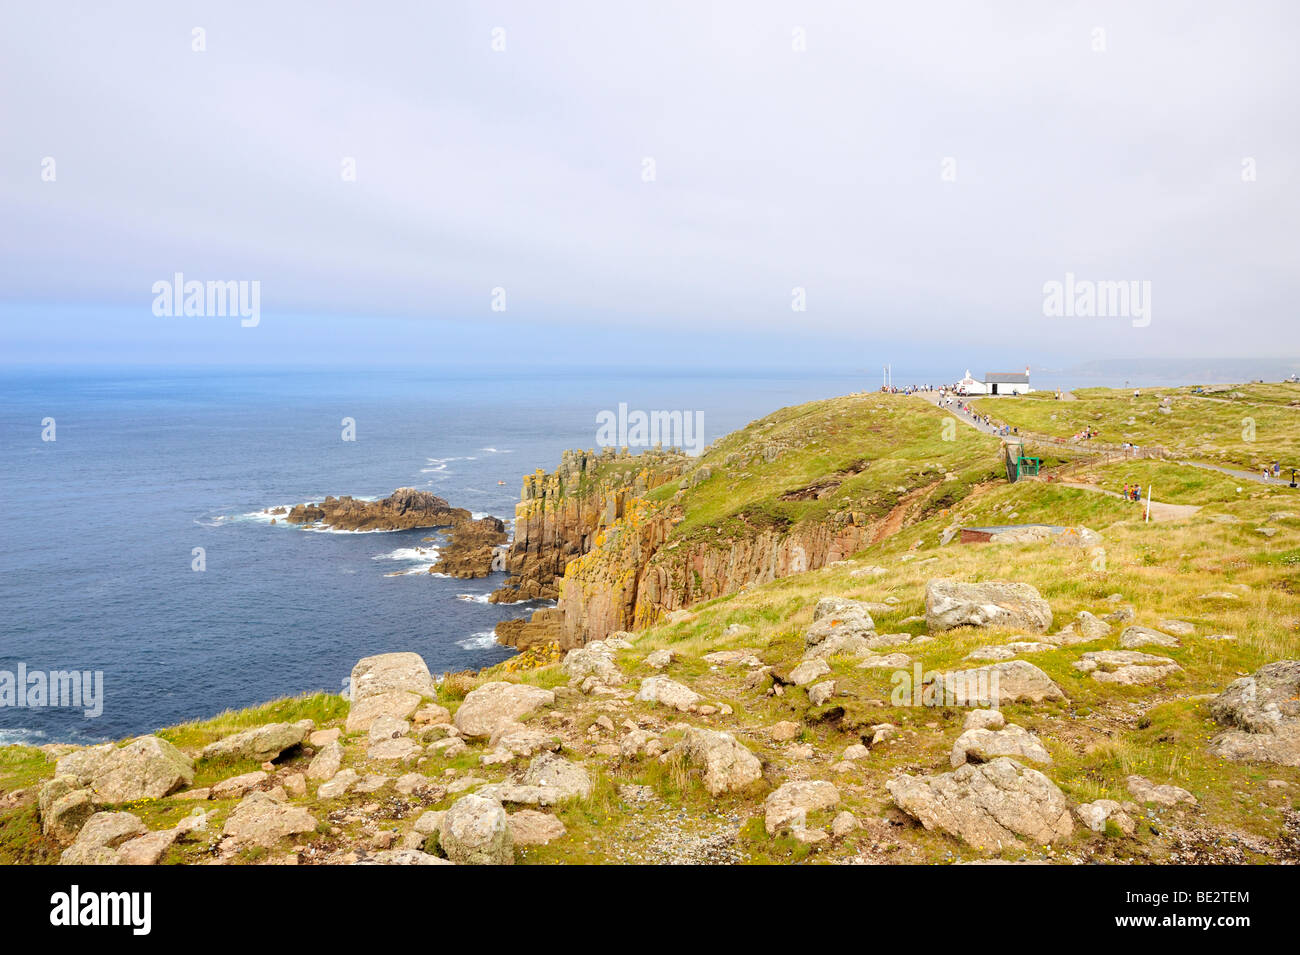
[456,592,492,604]
[0,727,49,746]
[456,630,501,650]
[241,505,299,525]
[421,455,477,474]
[373,545,440,562]
[373,545,440,574]
[480,447,513,454]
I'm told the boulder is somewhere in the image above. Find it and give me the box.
[787,659,832,686]
[506,810,566,846]
[1125,775,1196,806]
[804,598,875,647]
[518,753,592,800]
[886,758,1073,850]
[1073,650,1182,685]
[769,721,802,742]
[645,649,673,670]
[963,709,1006,732]
[930,661,1065,705]
[765,780,840,834]
[478,753,593,806]
[453,682,555,738]
[368,737,422,761]
[1207,661,1300,766]
[309,728,341,747]
[210,771,268,800]
[950,724,1051,767]
[412,703,452,726]
[38,777,95,842]
[116,828,180,865]
[346,652,436,732]
[200,721,310,762]
[346,690,422,733]
[635,676,701,712]
[561,643,625,686]
[1046,611,1111,646]
[831,811,860,838]
[306,740,344,781]
[221,791,316,848]
[1075,799,1137,835]
[367,714,411,743]
[924,580,1052,633]
[676,727,762,796]
[1119,626,1180,649]
[439,794,513,865]
[58,811,146,865]
[350,651,437,701]
[489,722,556,757]
[316,769,359,800]
[808,680,836,706]
[56,736,194,803]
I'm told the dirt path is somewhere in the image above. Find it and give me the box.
[910,390,1296,492]
[1058,480,1201,522]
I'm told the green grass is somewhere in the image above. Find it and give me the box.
[973,384,1300,472]
[157,692,347,751]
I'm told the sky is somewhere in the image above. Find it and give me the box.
[1,1,1297,370]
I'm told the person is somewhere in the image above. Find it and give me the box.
[1273,461,1281,478]
[1123,483,1130,500]
[1133,485,1141,502]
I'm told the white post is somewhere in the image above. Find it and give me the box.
[1145,486,1152,523]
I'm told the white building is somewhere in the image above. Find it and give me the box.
[956,368,1033,396]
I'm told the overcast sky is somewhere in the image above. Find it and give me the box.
[1,1,1297,368]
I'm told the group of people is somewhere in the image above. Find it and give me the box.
[1121,483,1144,502]
[880,384,936,395]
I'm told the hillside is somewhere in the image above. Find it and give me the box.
[971,382,1300,473]
[499,394,1014,647]
[2,391,1298,866]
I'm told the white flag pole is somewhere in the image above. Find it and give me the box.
[1145,486,1152,523]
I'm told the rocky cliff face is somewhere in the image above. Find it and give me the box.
[287,488,469,532]
[489,448,688,605]
[551,508,875,647]
[432,516,508,579]
[491,394,996,651]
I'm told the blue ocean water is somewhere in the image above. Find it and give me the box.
[0,366,894,744]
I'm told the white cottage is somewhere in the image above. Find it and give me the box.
[957,368,1033,395]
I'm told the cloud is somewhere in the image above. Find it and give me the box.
[1,0,1297,365]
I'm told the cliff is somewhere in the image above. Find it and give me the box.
[489,447,689,604]
[496,394,1006,649]
[432,515,508,579]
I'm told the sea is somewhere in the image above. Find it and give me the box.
[0,365,951,744]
